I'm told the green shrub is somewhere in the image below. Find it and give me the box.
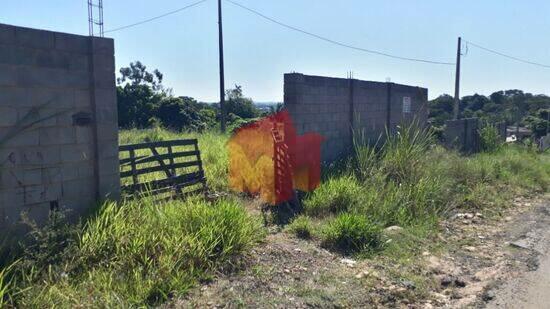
[381,121,434,184]
[287,216,315,239]
[303,175,363,217]
[321,213,381,254]
[479,125,503,153]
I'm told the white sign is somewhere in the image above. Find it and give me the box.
[403,96,412,113]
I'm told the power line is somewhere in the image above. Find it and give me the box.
[225,0,455,66]
[104,0,209,34]
[465,40,550,69]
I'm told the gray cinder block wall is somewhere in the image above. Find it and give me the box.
[444,118,480,153]
[284,73,428,161]
[0,23,119,229]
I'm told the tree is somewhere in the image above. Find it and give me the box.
[225,85,260,119]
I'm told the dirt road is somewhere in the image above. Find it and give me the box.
[486,199,550,309]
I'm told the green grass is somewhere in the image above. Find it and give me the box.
[2,196,263,307]
[119,127,229,191]
[303,122,550,254]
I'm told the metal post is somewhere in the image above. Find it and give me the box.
[218,0,227,133]
[453,37,461,120]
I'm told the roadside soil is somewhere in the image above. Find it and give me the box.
[170,194,550,308]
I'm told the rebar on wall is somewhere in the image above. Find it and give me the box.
[88,0,104,37]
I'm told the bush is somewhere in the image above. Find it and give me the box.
[287,216,315,239]
[479,125,503,153]
[381,121,434,184]
[8,197,263,307]
[303,175,363,217]
[321,213,382,254]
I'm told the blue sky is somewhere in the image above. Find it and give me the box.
[3,0,549,102]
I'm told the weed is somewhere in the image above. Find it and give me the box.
[287,216,315,239]
[479,125,503,153]
[303,175,363,217]
[321,213,382,254]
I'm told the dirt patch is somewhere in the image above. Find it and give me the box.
[169,195,549,308]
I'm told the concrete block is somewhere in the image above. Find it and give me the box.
[0,107,17,126]
[98,157,119,177]
[0,64,17,86]
[16,66,89,89]
[19,146,61,166]
[92,53,115,72]
[74,90,91,107]
[0,148,17,167]
[17,185,46,205]
[60,144,93,163]
[39,127,76,145]
[0,168,21,189]
[93,69,116,90]
[61,163,80,181]
[99,173,120,201]
[54,33,89,54]
[96,123,118,141]
[98,138,118,159]
[95,107,117,124]
[0,87,29,107]
[78,161,95,179]
[75,126,93,144]
[15,27,55,49]
[93,88,117,108]
[91,37,114,55]
[0,24,16,44]
[68,53,89,71]
[23,168,43,186]
[62,177,95,201]
[3,129,40,147]
[42,167,62,184]
[27,88,75,108]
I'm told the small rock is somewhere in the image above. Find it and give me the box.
[464,246,477,252]
[422,251,430,256]
[475,212,483,218]
[462,220,470,225]
[340,258,357,267]
[284,268,291,274]
[384,226,404,233]
[294,248,302,252]
[355,270,369,279]
[483,290,496,301]
[440,275,454,287]
[402,280,416,290]
[505,216,512,222]
[464,213,474,219]
[454,278,467,287]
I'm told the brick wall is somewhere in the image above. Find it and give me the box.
[284,73,428,161]
[0,24,119,230]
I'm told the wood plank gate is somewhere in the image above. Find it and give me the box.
[119,139,207,200]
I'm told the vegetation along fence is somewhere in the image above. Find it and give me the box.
[119,139,207,200]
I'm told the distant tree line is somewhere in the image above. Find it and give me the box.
[429,90,550,138]
[116,61,263,132]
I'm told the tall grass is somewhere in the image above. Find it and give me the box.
[119,127,229,191]
[303,121,550,254]
[5,196,263,307]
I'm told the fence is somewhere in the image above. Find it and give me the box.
[119,139,207,200]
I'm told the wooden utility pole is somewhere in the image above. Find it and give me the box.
[218,0,226,133]
[453,36,461,120]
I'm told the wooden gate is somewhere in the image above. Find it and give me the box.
[119,139,207,200]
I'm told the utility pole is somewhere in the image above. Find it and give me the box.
[453,36,461,120]
[218,0,227,133]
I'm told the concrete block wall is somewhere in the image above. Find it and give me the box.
[0,23,119,230]
[284,73,428,161]
[444,118,480,153]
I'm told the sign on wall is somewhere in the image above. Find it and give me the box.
[403,96,412,113]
